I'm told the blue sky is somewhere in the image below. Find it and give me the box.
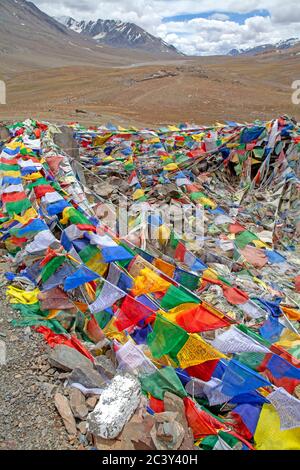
[33,1,300,55]
[163,10,270,24]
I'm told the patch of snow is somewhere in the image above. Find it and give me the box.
[93,32,107,40]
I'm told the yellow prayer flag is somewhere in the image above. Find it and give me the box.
[132,267,171,297]
[163,163,178,172]
[199,197,217,210]
[86,252,108,276]
[275,329,300,350]
[46,310,60,320]
[103,318,128,343]
[254,404,300,450]
[203,268,219,281]
[14,208,38,224]
[2,171,21,178]
[132,188,145,201]
[252,239,268,249]
[7,286,40,305]
[23,172,43,181]
[177,334,226,369]
[60,207,72,225]
[156,225,171,246]
[281,306,300,322]
[93,134,112,146]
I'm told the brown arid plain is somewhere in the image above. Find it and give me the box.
[1,51,300,127]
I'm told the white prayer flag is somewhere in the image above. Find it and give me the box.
[89,280,126,314]
[41,192,64,205]
[116,341,157,376]
[212,326,270,354]
[268,387,300,431]
[2,184,24,194]
[240,300,267,319]
[25,230,58,254]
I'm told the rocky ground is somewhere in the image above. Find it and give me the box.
[0,288,90,450]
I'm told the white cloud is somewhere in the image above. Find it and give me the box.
[209,13,230,21]
[32,1,300,55]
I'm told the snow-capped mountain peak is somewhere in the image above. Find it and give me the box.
[55,16,183,55]
[227,37,300,56]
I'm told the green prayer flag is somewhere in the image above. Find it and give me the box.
[237,324,271,347]
[170,231,180,249]
[189,192,206,201]
[94,310,112,329]
[0,164,20,171]
[160,285,199,310]
[11,303,67,335]
[6,199,32,216]
[236,352,266,371]
[200,435,219,450]
[235,230,259,249]
[79,245,100,264]
[140,366,188,400]
[147,314,188,359]
[27,178,49,190]
[67,207,91,225]
[41,256,66,283]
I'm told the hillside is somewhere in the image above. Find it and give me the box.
[0,0,168,75]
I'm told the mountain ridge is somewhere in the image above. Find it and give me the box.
[228,37,300,56]
[55,16,183,56]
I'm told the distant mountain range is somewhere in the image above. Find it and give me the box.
[56,16,183,56]
[228,37,300,56]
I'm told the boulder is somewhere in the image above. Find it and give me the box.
[94,355,117,380]
[87,374,141,439]
[49,345,93,372]
[70,388,89,420]
[69,365,106,389]
[54,392,77,436]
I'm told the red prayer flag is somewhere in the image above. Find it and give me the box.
[176,304,231,333]
[183,397,224,438]
[40,248,61,267]
[229,223,245,234]
[77,224,97,233]
[34,185,55,199]
[223,286,249,305]
[35,326,95,362]
[149,396,165,413]
[174,242,186,262]
[185,360,220,382]
[2,192,27,204]
[115,296,154,331]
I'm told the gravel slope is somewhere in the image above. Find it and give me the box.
[0,289,75,450]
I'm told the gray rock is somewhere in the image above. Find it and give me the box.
[94,355,117,380]
[41,382,57,398]
[94,183,114,198]
[54,393,77,436]
[0,340,6,366]
[69,366,106,389]
[86,396,99,411]
[70,388,89,420]
[87,374,141,439]
[164,392,189,431]
[150,412,185,451]
[49,345,93,372]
